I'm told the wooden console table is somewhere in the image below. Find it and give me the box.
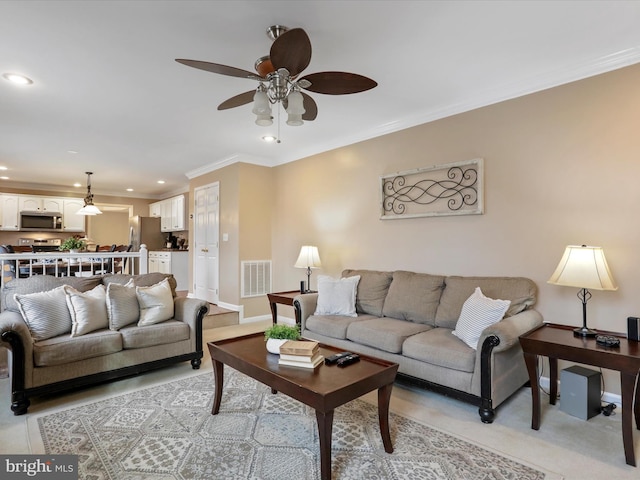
[519,323,640,466]
[267,290,303,325]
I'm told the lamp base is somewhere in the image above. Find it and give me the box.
[573,326,598,337]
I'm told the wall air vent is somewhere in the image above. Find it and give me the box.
[241,260,272,298]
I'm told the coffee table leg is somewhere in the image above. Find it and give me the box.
[211,359,224,415]
[378,382,394,453]
[315,409,334,480]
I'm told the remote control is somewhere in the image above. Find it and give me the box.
[325,352,353,365]
[336,354,360,367]
[596,335,620,347]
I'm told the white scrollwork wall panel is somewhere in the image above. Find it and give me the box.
[380,158,484,219]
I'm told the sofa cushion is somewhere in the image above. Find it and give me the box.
[314,275,360,317]
[305,314,375,340]
[14,285,72,341]
[403,328,476,373]
[341,269,393,316]
[64,285,109,337]
[382,271,444,325]
[136,278,174,326]
[346,317,432,354]
[106,280,139,330]
[452,287,510,349]
[435,276,537,329]
[33,329,123,367]
[120,320,190,349]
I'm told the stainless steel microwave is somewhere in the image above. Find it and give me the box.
[19,212,64,231]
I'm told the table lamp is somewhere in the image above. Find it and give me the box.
[547,245,617,337]
[294,245,322,293]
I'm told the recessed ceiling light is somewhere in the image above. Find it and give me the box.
[157,180,165,184]
[126,188,133,192]
[0,176,9,180]
[3,73,33,85]
[67,150,78,154]
[0,166,7,171]
[262,135,277,142]
[73,182,82,187]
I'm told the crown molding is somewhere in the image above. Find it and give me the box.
[185,153,273,178]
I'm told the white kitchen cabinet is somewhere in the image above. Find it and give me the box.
[18,196,64,212]
[158,194,186,232]
[62,199,86,231]
[149,201,162,218]
[148,250,188,291]
[0,195,20,230]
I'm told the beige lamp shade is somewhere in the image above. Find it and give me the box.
[547,245,617,291]
[294,246,322,269]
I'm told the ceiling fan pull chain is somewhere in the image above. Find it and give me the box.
[277,103,282,143]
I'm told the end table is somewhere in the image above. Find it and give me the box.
[267,290,303,325]
[519,323,640,466]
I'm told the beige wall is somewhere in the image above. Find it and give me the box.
[268,63,640,395]
[189,163,273,316]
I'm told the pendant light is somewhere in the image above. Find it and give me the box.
[76,172,103,215]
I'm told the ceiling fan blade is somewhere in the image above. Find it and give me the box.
[217,90,255,110]
[176,59,262,80]
[301,92,317,121]
[270,28,312,77]
[300,71,377,95]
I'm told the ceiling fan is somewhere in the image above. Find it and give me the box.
[176,25,377,126]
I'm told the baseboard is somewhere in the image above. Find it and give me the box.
[539,375,622,408]
[241,314,271,324]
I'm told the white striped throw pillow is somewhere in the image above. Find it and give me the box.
[14,286,73,341]
[452,287,511,349]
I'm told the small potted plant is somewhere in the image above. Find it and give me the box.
[59,236,87,253]
[264,324,301,354]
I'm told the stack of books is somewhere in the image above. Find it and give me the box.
[278,340,323,369]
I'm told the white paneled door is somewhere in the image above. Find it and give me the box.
[193,183,219,304]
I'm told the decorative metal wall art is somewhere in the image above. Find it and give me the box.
[380,158,484,219]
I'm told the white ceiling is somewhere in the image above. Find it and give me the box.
[1,1,639,198]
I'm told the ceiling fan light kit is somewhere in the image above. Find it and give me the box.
[176,25,377,131]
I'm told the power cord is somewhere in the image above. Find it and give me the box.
[601,403,617,416]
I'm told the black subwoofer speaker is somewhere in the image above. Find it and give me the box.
[628,316,640,342]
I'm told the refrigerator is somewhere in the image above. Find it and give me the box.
[128,216,165,252]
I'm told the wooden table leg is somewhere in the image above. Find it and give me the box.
[316,409,334,480]
[634,372,640,430]
[378,382,394,453]
[548,357,558,405]
[523,351,541,430]
[621,372,637,466]
[211,359,224,415]
[269,301,278,325]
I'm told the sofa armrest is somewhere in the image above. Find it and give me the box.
[0,310,33,355]
[478,309,544,353]
[173,297,209,353]
[293,293,318,330]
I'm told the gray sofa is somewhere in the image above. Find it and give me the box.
[295,269,543,422]
[0,273,209,415]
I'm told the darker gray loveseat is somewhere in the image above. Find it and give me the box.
[295,269,543,422]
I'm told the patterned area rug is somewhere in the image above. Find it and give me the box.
[30,368,556,480]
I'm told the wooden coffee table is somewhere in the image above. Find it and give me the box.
[207,333,399,480]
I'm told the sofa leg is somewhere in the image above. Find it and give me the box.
[11,392,29,416]
[479,399,495,423]
[191,358,201,370]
